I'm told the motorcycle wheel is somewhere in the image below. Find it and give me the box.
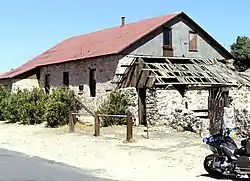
[204,154,222,177]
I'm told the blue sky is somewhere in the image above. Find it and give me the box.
[0,0,249,73]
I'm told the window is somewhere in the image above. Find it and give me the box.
[45,74,50,94]
[79,85,84,92]
[63,72,69,87]
[163,27,172,47]
[89,68,96,97]
[189,31,198,51]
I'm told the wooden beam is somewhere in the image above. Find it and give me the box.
[94,115,100,136]
[68,112,75,133]
[146,73,156,88]
[126,111,133,142]
[137,70,150,88]
[155,82,237,86]
[120,64,132,67]
[131,58,145,87]
[115,73,127,76]
[121,64,136,88]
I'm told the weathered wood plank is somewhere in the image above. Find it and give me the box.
[137,69,150,88]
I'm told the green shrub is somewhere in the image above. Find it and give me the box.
[98,91,130,127]
[44,101,68,127]
[3,88,47,124]
[44,86,79,128]
[3,90,22,123]
[0,85,79,128]
[19,88,48,125]
[0,85,10,121]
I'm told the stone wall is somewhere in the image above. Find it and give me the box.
[229,86,250,134]
[151,89,208,124]
[39,55,140,122]
[120,87,139,125]
[40,55,123,112]
[0,75,39,92]
[5,51,250,135]
[11,77,39,92]
[144,86,250,136]
[146,89,157,125]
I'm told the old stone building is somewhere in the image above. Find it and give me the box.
[0,11,248,131]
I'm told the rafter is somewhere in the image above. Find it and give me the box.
[113,56,250,90]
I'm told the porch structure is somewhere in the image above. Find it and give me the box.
[114,56,250,134]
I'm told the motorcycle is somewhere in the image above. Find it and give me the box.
[202,128,250,178]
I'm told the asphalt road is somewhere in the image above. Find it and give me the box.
[0,149,117,181]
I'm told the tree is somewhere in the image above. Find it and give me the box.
[231,36,250,71]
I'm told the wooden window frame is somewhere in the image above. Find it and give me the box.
[163,27,173,50]
[63,71,69,87]
[189,31,198,52]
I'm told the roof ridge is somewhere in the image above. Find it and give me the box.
[66,11,182,39]
[0,11,183,79]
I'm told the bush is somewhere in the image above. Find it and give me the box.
[44,86,80,128]
[0,85,80,128]
[98,91,130,127]
[0,85,10,121]
[3,88,47,124]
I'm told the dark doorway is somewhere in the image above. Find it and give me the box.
[138,88,147,125]
[45,74,50,94]
[89,68,96,97]
[63,72,69,87]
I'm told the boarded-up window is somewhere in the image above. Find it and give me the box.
[163,27,172,47]
[45,74,50,94]
[89,68,96,97]
[63,72,69,87]
[189,31,198,51]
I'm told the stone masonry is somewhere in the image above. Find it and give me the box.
[7,53,250,135]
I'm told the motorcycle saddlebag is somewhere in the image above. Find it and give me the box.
[246,141,250,154]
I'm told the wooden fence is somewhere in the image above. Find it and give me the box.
[68,111,134,142]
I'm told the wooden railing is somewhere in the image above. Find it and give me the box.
[68,111,134,142]
[70,96,134,142]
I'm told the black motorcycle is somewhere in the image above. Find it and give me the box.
[202,128,250,178]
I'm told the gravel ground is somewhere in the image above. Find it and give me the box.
[0,121,248,181]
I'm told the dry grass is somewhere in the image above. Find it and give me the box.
[60,122,94,134]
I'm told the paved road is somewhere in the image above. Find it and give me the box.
[0,149,117,181]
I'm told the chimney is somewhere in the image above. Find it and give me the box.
[121,16,125,27]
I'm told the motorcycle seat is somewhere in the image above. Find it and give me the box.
[234,147,250,157]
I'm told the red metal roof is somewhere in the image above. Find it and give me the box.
[1,12,181,79]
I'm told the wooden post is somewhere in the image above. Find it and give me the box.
[146,120,149,139]
[126,111,133,142]
[137,88,147,125]
[68,112,75,133]
[94,115,100,136]
[208,88,228,134]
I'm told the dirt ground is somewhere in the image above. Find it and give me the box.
[0,121,248,181]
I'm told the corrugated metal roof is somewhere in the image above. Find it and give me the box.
[0,12,180,79]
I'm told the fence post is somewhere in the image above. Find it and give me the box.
[68,112,75,133]
[146,120,149,139]
[126,111,133,142]
[94,114,100,136]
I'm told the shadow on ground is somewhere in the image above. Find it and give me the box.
[198,173,249,181]
[0,148,117,181]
